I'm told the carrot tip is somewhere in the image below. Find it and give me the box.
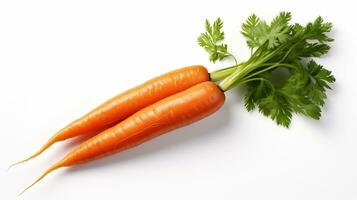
[10,138,58,170]
[18,184,32,197]
[8,155,38,171]
[8,159,29,171]
[17,164,61,196]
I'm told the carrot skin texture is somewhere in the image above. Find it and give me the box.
[58,65,210,140]
[14,66,209,165]
[20,81,224,194]
[60,81,225,166]
[25,81,224,190]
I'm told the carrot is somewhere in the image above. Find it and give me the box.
[18,12,336,195]
[20,81,225,194]
[11,65,209,167]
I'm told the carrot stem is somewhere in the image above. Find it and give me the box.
[209,62,244,81]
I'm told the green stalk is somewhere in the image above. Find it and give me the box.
[218,44,292,91]
[209,65,236,81]
[239,63,297,83]
[218,62,256,91]
[209,62,245,81]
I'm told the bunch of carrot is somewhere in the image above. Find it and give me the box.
[15,66,226,194]
[12,12,335,195]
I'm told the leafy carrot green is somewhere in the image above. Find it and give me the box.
[197,18,237,63]
[199,12,335,127]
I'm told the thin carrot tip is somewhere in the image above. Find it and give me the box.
[8,155,37,171]
[17,164,60,196]
[9,140,56,170]
[7,159,29,171]
[18,184,33,197]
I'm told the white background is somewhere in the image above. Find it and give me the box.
[0,0,356,199]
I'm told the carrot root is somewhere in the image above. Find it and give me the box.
[18,81,225,194]
[18,163,62,196]
[13,66,209,167]
[9,137,58,169]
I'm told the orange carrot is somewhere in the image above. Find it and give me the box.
[21,81,225,194]
[12,66,209,167]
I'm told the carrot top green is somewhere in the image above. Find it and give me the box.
[198,12,335,127]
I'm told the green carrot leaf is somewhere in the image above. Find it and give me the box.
[199,12,335,127]
[241,12,291,49]
[241,14,262,48]
[198,18,229,63]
